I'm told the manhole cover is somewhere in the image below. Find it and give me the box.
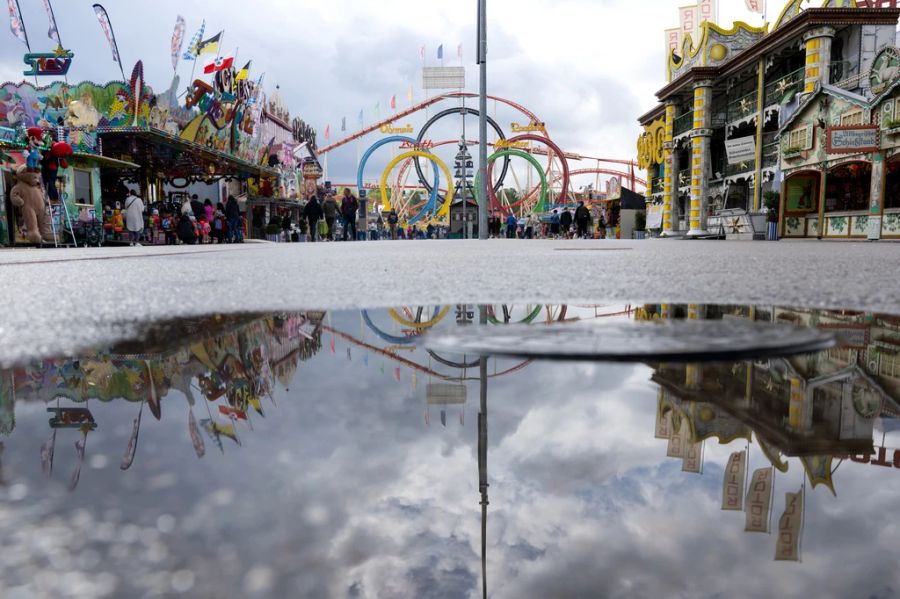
[424,319,837,362]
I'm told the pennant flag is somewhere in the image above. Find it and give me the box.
[424,410,429,426]
[363,352,369,367]
[69,437,86,491]
[120,407,143,470]
[722,450,747,511]
[800,455,836,495]
[170,15,185,70]
[437,44,443,59]
[324,124,330,140]
[682,441,702,473]
[41,0,60,46]
[218,405,247,421]
[40,430,56,475]
[330,337,336,353]
[411,372,417,388]
[407,86,413,103]
[203,55,233,74]
[358,109,364,126]
[394,367,401,382]
[188,409,205,458]
[8,0,29,50]
[420,45,425,60]
[341,116,346,132]
[92,4,121,64]
[457,43,462,58]
[235,60,251,80]
[745,0,764,13]
[460,410,464,426]
[196,31,221,56]
[745,467,774,532]
[390,95,397,110]
[183,20,205,60]
[774,489,803,561]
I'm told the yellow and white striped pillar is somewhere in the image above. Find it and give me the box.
[661,103,678,236]
[803,27,836,93]
[687,81,713,237]
[685,304,704,388]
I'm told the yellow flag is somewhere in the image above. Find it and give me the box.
[197,32,221,56]
[235,60,251,81]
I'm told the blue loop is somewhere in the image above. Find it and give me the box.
[356,136,441,223]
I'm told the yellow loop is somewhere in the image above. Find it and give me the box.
[388,306,451,329]
[380,150,454,218]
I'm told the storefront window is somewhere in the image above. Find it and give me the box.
[885,160,900,209]
[825,162,870,212]
[783,173,819,213]
[73,169,93,206]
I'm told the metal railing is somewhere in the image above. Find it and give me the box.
[829,60,855,87]
[725,160,755,178]
[764,67,805,106]
[673,111,694,136]
[727,91,759,123]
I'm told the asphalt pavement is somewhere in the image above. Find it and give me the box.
[0,238,897,366]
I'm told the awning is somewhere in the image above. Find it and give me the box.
[70,152,140,170]
[97,126,279,180]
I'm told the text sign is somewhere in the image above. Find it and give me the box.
[827,126,879,154]
[725,136,756,164]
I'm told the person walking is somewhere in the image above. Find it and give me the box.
[322,191,339,241]
[203,199,215,225]
[225,195,243,243]
[304,193,323,242]
[386,209,399,240]
[281,212,293,242]
[212,203,226,244]
[559,208,573,239]
[176,214,197,245]
[124,188,144,246]
[549,209,561,238]
[574,201,592,239]
[340,188,359,241]
[525,213,537,239]
[505,212,518,239]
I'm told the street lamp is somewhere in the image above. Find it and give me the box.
[477,0,488,240]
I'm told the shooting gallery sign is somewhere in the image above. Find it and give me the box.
[826,125,879,154]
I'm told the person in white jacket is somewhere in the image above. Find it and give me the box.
[123,189,145,246]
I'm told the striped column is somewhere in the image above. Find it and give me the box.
[687,81,713,237]
[661,103,677,235]
[803,27,835,93]
[685,304,703,388]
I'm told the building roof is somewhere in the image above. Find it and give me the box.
[777,82,871,134]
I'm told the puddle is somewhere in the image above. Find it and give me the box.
[1,304,899,598]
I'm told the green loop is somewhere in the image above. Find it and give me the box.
[475,149,548,214]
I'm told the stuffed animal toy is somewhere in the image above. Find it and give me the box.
[25,127,46,171]
[41,141,73,201]
[10,164,52,244]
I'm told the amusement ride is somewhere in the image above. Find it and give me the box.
[318,91,646,225]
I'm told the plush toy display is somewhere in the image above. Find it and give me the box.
[10,164,53,244]
[25,127,46,171]
[41,141,73,201]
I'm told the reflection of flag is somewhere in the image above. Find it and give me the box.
[394,367,401,382]
[41,0,60,46]
[358,109,363,126]
[203,55,233,74]
[722,450,747,511]
[8,0,30,49]
[745,467,774,532]
[407,86,413,103]
[420,45,425,60]
[666,416,687,458]
[330,337,336,353]
[196,31,221,55]
[654,403,671,439]
[69,437,86,491]
[363,353,369,367]
[40,430,56,475]
[120,409,142,470]
[682,441,702,473]
[800,455,835,495]
[201,419,240,448]
[92,4,122,64]
[188,409,205,458]
[218,405,247,420]
[374,101,380,119]
[440,410,446,427]
[775,489,803,561]
[341,117,346,132]
[235,59,251,80]
[183,20,205,60]
[170,15,185,70]
[437,44,443,59]
[457,43,462,58]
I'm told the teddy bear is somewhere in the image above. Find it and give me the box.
[10,164,53,244]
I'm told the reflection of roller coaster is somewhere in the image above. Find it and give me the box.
[320,91,643,223]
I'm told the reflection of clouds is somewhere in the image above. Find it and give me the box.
[3,313,900,597]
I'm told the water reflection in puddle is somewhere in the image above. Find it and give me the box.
[0,304,899,598]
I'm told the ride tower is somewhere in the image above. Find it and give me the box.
[451,139,478,238]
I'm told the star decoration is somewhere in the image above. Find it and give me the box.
[728,217,743,234]
[740,98,752,114]
[739,161,749,171]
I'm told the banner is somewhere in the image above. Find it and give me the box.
[746,0,764,14]
[92,4,121,64]
[41,0,60,45]
[647,204,664,229]
[682,441,702,473]
[654,404,672,439]
[745,467,773,532]
[725,136,756,164]
[774,489,803,561]
[679,5,699,44]
[665,28,681,55]
[666,416,688,458]
[722,450,746,511]
[697,0,717,24]
[8,0,29,49]
[170,15,185,71]
[183,20,204,60]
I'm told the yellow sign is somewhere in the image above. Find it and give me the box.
[637,117,666,169]
[380,123,415,134]
[511,121,545,133]
[494,139,529,150]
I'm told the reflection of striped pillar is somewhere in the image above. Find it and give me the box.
[662,103,676,235]
[788,378,806,430]
[685,304,703,388]
[687,81,712,237]
[660,303,671,319]
[803,27,835,93]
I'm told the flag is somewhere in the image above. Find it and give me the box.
[440,409,446,427]
[374,101,380,119]
[407,86,413,103]
[183,20,205,59]
[120,409,142,470]
[775,489,803,561]
[437,44,443,59]
[196,31,221,56]
[722,450,747,511]
[420,45,425,60]
[7,0,29,49]
[800,455,836,495]
[341,116,346,132]
[324,124,330,140]
[170,15,185,70]
[666,415,688,458]
[745,467,774,533]
[92,4,121,64]
[41,0,60,46]
[235,59,251,81]
[218,405,247,420]
[40,430,56,475]
[203,55,233,74]
[358,109,364,126]
[188,409,205,458]
[745,0,764,13]
[390,95,397,110]
[330,337,336,353]
[394,367,401,382]
[69,437,86,491]
[682,441,702,473]
[457,43,462,58]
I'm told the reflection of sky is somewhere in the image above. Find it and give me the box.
[1,308,900,598]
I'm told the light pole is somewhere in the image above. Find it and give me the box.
[477,0,488,239]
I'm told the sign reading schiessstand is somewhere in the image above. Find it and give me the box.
[826,125,879,154]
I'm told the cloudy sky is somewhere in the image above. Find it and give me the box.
[0,1,774,184]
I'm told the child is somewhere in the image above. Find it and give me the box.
[198,219,210,244]
[162,212,176,245]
